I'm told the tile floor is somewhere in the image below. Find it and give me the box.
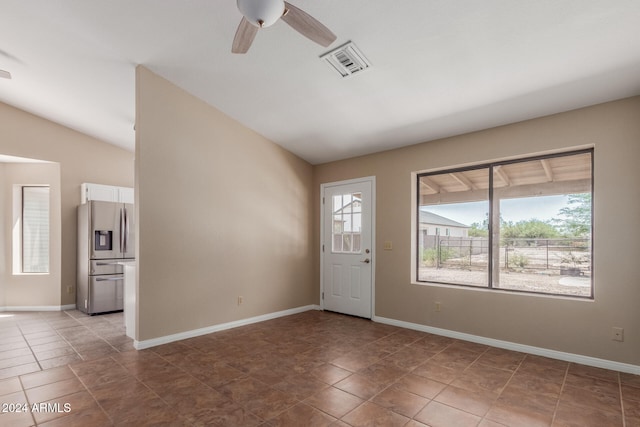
[0,309,638,426]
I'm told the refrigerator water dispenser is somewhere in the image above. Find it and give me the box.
[94,230,112,251]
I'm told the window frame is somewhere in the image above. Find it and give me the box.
[414,148,594,299]
[20,185,51,274]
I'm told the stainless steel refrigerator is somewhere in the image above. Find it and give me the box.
[77,200,135,314]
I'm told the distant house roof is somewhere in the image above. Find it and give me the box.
[419,211,469,228]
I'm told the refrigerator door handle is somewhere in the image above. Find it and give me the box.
[96,261,121,266]
[124,207,130,255]
[120,207,125,255]
[96,276,123,282]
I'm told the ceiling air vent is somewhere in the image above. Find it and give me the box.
[320,41,371,78]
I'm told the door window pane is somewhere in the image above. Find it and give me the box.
[332,192,362,253]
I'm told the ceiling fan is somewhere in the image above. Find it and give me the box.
[232,0,337,53]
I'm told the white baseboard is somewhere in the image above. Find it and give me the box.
[134,305,321,350]
[0,304,76,312]
[373,315,640,375]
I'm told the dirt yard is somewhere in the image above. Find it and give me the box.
[418,267,591,297]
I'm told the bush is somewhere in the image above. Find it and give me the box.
[422,247,456,266]
[508,253,529,269]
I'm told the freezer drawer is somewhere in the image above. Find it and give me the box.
[90,259,124,275]
[88,275,124,314]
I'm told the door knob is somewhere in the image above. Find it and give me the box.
[361,258,370,263]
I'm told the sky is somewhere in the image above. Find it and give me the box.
[424,195,570,227]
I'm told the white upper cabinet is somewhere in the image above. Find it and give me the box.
[81,183,134,204]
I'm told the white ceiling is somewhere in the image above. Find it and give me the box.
[1,1,640,165]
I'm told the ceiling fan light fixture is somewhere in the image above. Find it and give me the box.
[237,0,285,28]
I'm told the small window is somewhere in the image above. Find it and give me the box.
[332,192,362,253]
[22,186,50,273]
[416,149,593,298]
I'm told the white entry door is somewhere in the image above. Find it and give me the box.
[321,177,374,318]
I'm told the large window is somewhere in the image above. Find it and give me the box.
[416,149,593,298]
[21,186,50,273]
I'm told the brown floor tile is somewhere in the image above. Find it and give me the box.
[475,347,526,371]
[70,357,130,388]
[560,384,621,414]
[624,398,640,426]
[334,373,385,400]
[0,348,33,361]
[218,376,273,405]
[382,345,437,371]
[507,371,562,399]
[186,400,262,427]
[518,355,568,382]
[0,378,23,397]
[243,387,299,421]
[31,390,97,424]
[391,373,446,399]
[39,354,84,370]
[0,409,36,427]
[36,407,111,427]
[33,346,77,361]
[553,400,623,426]
[412,361,461,384]
[564,372,620,396]
[621,372,640,388]
[356,360,406,386]
[414,400,481,427]
[0,363,41,381]
[485,400,552,427]
[434,384,495,417]
[0,355,37,370]
[0,310,633,427]
[429,346,481,371]
[90,377,167,423]
[622,384,640,402]
[25,377,85,404]
[310,363,352,385]
[304,386,363,418]
[450,362,513,395]
[268,402,336,426]
[272,372,328,400]
[341,401,409,427]
[20,365,75,389]
[567,363,619,382]
[371,384,429,417]
[331,351,381,372]
[0,340,28,353]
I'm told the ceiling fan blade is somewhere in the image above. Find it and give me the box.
[232,17,259,54]
[0,69,11,79]
[282,1,337,47]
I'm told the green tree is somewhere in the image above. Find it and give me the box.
[554,193,591,237]
[468,222,488,237]
[501,219,560,239]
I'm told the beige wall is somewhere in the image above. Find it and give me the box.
[0,102,134,307]
[314,96,640,365]
[1,163,61,307]
[135,67,315,341]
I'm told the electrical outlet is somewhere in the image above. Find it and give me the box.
[435,302,442,312]
[237,296,243,306]
[612,327,624,342]
[66,286,73,294]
